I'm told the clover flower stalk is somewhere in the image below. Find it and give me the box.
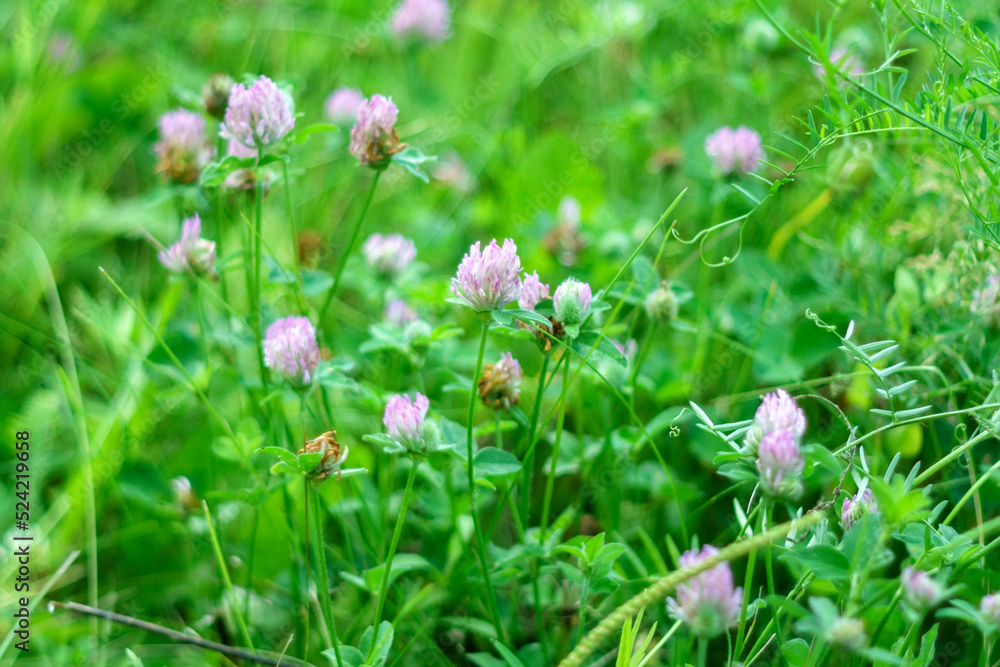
[704,125,764,176]
[743,388,807,453]
[263,316,321,388]
[320,99,403,322]
[666,545,742,638]
[756,430,804,500]
[840,488,878,529]
[390,0,451,44]
[159,214,217,278]
[363,233,417,277]
[368,393,430,661]
[299,430,347,666]
[451,239,522,640]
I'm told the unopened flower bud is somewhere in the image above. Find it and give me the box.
[825,616,867,652]
[644,282,678,321]
[553,278,592,325]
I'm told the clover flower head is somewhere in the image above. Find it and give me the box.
[901,567,943,610]
[325,87,365,125]
[644,282,678,321]
[391,0,451,44]
[384,393,431,451]
[450,239,523,312]
[478,352,523,410]
[385,299,418,326]
[553,278,592,324]
[840,488,878,530]
[154,109,213,184]
[705,125,764,176]
[825,616,867,652]
[349,94,404,167]
[981,594,1000,631]
[297,430,349,482]
[221,75,295,150]
[518,271,551,311]
[263,316,321,386]
[744,388,807,453]
[756,430,804,499]
[363,233,417,276]
[158,214,217,277]
[666,545,742,638]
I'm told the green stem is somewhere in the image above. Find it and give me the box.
[763,500,784,647]
[696,637,708,667]
[540,357,571,542]
[466,322,505,642]
[203,501,255,652]
[281,160,308,313]
[309,482,342,664]
[369,461,420,661]
[319,172,380,323]
[734,503,764,661]
[575,576,590,646]
[521,353,550,523]
[252,154,268,390]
